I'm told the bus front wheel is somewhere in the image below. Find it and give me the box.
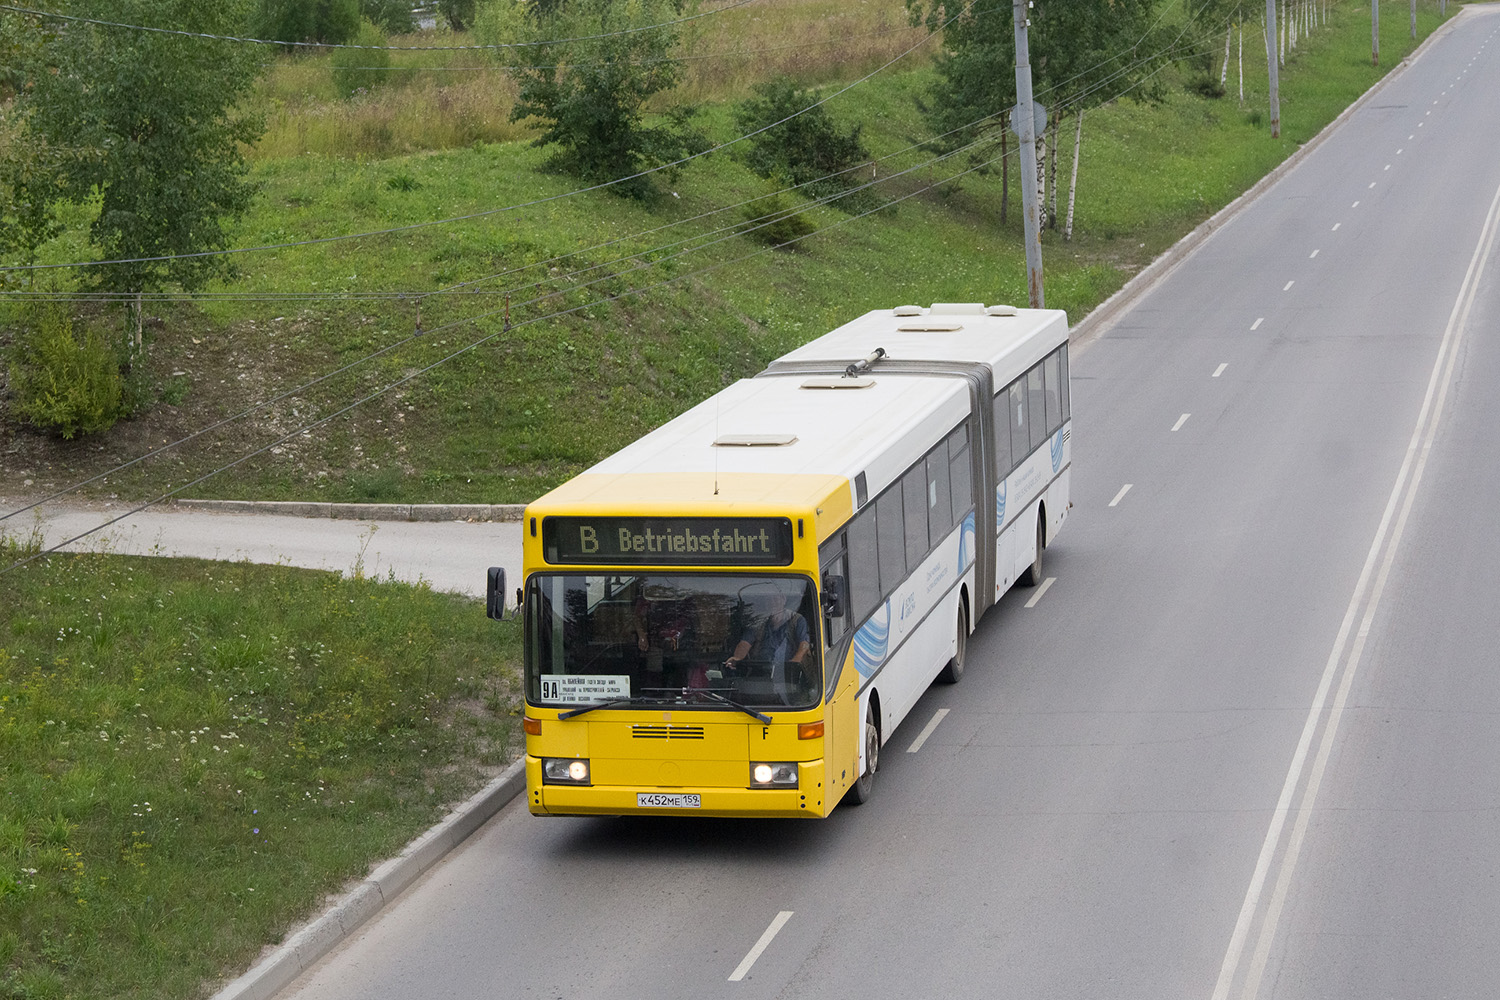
[1020,512,1045,587]
[848,703,879,805]
[937,603,967,684]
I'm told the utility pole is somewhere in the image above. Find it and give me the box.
[1266,0,1281,138]
[1372,0,1379,66]
[1410,0,1416,39]
[1013,0,1044,308]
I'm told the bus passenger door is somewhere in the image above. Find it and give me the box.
[820,545,861,808]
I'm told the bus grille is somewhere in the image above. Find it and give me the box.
[631,725,706,740]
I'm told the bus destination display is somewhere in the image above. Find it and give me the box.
[543,516,794,565]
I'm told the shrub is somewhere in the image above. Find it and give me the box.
[739,190,815,249]
[252,0,361,44]
[360,0,413,34]
[332,19,391,96]
[8,304,123,439]
[733,78,873,212]
[483,0,707,196]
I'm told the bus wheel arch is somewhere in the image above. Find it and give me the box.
[848,691,881,805]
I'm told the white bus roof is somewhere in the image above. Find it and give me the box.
[569,305,1069,506]
[776,303,1068,376]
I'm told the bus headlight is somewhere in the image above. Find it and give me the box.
[542,758,591,785]
[750,762,799,788]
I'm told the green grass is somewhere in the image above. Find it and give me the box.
[0,0,1457,507]
[0,527,521,999]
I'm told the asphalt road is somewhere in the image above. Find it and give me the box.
[0,503,524,600]
[21,11,1500,999]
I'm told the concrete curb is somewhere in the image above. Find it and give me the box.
[171,500,528,522]
[210,759,527,1000]
[1068,11,1463,349]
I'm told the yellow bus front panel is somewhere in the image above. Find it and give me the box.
[524,712,833,818]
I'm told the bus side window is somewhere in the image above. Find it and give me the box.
[1058,344,1071,423]
[901,466,928,572]
[845,510,881,624]
[820,537,849,647]
[875,488,906,600]
[948,425,973,524]
[1027,363,1048,452]
[926,445,953,546]
[1009,378,1029,461]
[993,392,1013,477]
[1044,349,1063,435]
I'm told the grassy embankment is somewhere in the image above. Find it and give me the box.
[0,1,1451,507]
[0,526,520,999]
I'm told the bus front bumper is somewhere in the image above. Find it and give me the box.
[525,756,829,818]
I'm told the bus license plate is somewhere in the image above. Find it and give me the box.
[637,793,701,809]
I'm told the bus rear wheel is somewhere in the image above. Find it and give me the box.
[937,603,967,684]
[848,703,879,805]
[1020,512,1045,587]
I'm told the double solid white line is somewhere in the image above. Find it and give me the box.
[1211,178,1500,1000]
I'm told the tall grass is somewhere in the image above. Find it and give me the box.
[249,0,925,159]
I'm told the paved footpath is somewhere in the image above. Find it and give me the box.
[0,500,525,600]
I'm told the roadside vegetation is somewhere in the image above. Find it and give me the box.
[0,525,520,999]
[0,1,1454,506]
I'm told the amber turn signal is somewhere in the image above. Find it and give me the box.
[522,717,542,736]
[797,721,824,740]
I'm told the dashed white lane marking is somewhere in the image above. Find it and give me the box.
[1024,577,1056,609]
[1352,200,1361,207]
[1310,249,1320,258]
[1108,484,1133,507]
[1213,363,1229,378]
[1251,317,1265,330]
[1172,413,1191,432]
[1368,182,1377,189]
[1409,134,1414,139]
[906,708,951,753]
[1384,164,1391,171]
[1397,149,1403,154]
[1332,223,1341,231]
[1283,280,1295,291]
[730,911,794,982]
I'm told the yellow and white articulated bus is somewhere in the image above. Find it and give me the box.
[487,302,1072,817]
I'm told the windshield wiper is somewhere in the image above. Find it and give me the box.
[557,696,666,720]
[692,689,773,725]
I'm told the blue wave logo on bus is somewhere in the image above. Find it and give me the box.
[958,510,976,575]
[1050,428,1065,473]
[853,602,891,678]
[995,480,1007,530]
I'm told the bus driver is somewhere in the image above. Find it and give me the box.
[724,589,811,702]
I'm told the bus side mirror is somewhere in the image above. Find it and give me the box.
[486,567,506,620]
[822,575,846,619]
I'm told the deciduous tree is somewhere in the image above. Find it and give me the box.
[21,0,265,338]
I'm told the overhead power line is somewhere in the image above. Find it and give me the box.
[0,122,1001,525]
[1,0,963,276]
[1,11,1223,535]
[0,0,762,51]
[0,138,1013,578]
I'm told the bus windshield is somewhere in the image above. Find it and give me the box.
[524,573,822,711]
